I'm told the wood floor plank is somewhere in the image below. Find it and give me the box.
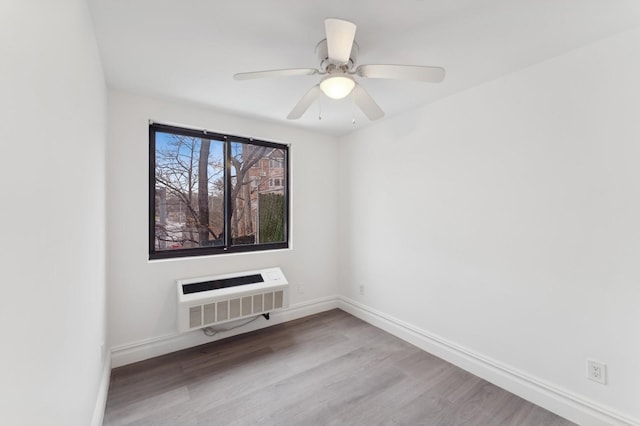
[104,309,575,426]
[104,386,190,426]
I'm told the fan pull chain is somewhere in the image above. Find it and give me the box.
[351,91,356,125]
[318,97,322,121]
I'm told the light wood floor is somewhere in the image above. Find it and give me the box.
[104,309,575,425]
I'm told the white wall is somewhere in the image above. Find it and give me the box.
[338,28,640,423]
[0,1,108,425]
[107,92,339,365]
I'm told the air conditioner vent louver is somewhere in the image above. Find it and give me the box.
[177,267,288,333]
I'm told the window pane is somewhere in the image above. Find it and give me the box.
[154,132,224,251]
[230,142,286,245]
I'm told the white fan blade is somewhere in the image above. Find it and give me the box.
[356,64,445,83]
[234,68,319,80]
[287,85,322,120]
[325,18,356,64]
[352,84,384,121]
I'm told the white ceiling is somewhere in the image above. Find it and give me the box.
[88,0,640,136]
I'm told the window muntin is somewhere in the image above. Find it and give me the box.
[150,123,288,259]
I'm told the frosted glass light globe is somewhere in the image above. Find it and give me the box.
[320,76,355,99]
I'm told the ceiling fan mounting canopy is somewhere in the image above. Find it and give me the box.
[234,18,445,121]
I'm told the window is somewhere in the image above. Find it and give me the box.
[270,158,283,169]
[269,178,283,188]
[150,123,289,259]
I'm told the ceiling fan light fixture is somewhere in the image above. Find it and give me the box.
[235,18,445,121]
[320,75,355,99]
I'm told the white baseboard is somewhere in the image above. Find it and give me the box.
[91,350,111,426]
[108,295,637,426]
[338,297,639,426]
[111,296,338,368]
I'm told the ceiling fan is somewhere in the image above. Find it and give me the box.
[234,18,446,121]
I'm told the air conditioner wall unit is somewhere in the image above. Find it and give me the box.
[176,267,288,333]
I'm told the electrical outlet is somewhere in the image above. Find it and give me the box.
[359,285,365,296]
[587,359,607,384]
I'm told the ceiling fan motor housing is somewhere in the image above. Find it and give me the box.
[315,39,359,72]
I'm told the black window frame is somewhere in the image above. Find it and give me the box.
[149,122,290,260]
